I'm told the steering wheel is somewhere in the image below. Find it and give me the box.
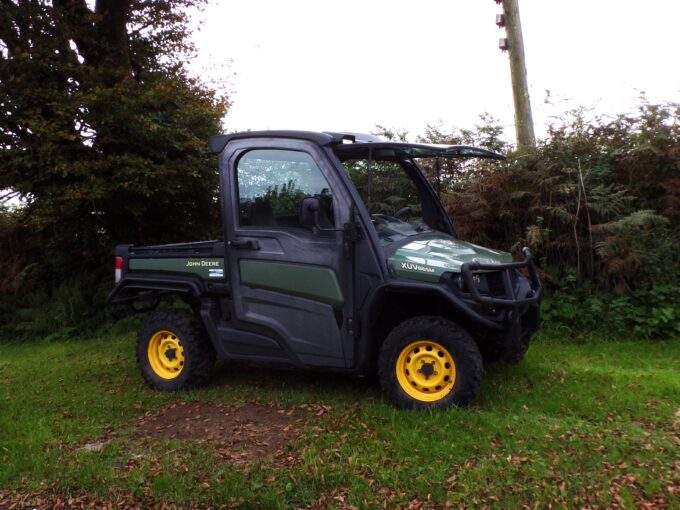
[394,206,412,222]
[371,214,392,225]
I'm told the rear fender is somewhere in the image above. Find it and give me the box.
[106,274,206,308]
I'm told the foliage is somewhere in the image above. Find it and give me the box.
[3,276,114,340]
[413,103,680,296]
[0,0,228,293]
[542,282,680,340]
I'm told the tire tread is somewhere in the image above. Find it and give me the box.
[136,310,215,391]
[378,315,482,410]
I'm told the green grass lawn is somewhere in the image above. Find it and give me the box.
[1,332,678,509]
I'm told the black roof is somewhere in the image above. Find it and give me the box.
[208,130,504,160]
[208,130,342,153]
[333,142,505,161]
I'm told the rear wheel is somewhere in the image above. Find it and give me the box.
[136,311,215,391]
[378,316,483,410]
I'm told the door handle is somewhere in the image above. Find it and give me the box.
[229,238,261,250]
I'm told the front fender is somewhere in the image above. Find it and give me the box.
[351,280,506,375]
[364,281,505,331]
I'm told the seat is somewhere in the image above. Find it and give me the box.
[249,198,276,226]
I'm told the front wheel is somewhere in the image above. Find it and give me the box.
[378,316,482,410]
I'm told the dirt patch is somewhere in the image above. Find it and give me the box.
[134,401,303,465]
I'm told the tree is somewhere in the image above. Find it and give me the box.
[0,0,229,280]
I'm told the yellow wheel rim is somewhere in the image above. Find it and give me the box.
[147,330,185,380]
[395,340,456,402]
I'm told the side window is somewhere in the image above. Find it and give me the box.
[237,149,334,228]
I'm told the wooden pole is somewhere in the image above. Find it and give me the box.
[501,0,536,149]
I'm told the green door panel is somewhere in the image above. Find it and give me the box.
[128,258,226,280]
[239,260,344,307]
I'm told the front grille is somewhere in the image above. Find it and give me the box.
[485,272,506,297]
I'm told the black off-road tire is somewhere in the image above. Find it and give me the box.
[500,334,530,365]
[480,333,530,365]
[378,316,483,410]
[136,310,216,391]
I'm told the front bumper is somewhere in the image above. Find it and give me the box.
[459,247,542,309]
[435,247,542,334]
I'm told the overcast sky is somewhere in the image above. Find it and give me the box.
[188,0,680,141]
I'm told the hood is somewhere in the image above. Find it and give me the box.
[388,234,513,282]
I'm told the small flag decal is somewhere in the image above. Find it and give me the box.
[208,268,224,278]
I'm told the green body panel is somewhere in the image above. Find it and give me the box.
[388,234,513,282]
[128,258,226,280]
[239,260,344,306]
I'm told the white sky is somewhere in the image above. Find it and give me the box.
[189,0,679,141]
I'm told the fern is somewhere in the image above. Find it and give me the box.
[592,209,669,235]
[586,184,634,219]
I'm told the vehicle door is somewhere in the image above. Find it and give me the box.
[221,139,354,368]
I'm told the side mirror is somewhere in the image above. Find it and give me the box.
[299,197,321,228]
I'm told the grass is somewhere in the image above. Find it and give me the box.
[1,331,679,509]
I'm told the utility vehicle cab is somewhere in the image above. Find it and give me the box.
[108,130,541,409]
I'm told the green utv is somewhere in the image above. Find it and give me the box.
[108,131,542,410]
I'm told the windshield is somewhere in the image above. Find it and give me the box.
[332,140,504,249]
[339,157,443,247]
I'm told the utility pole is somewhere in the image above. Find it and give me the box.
[496,0,536,149]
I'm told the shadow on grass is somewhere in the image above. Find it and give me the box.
[205,360,381,405]
[203,358,540,411]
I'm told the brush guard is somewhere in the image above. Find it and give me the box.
[460,247,542,308]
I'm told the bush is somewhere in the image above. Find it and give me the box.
[407,103,680,339]
[0,276,113,341]
[542,284,680,340]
